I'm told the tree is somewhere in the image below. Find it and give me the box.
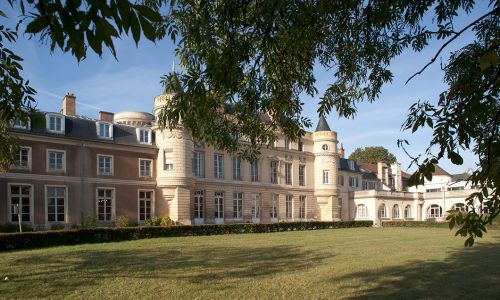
[348,147,397,165]
[0,1,498,245]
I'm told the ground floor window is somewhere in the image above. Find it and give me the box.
[404,205,412,218]
[215,192,224,219]
[427,204,443,218]
[139,190,153,221]
[378,204,387,218]
[252,194,260,219]
[47,186,66,222]
[271,194,279,219]
[299,196,306,219]
[9,185,32,222]
[97,189,114,221]
[194,191,204,219]
[285,195,293,219]
[356,204,368,219]
[233,192,243,218]
[451,203,465,211]
[393,204,400,219]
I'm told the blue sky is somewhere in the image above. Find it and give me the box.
[2,2,489,174]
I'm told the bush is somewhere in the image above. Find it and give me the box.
[114,216,137,228]
[0,221,373,251]
[382,221,450,228]
[82,215,97,229]
[0,223,33,233]
[70,223,81,230]
[50,223,66,231]
[160,217,174,227]
[144,216,162,226]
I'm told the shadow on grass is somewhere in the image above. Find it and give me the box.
[3,243,332,297]
[335,236,500,299]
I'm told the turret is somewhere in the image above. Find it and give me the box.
[312,115,340,221]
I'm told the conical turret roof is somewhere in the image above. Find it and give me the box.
[315,115,331,132]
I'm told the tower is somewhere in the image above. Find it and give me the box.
[153,72,194,224]
[313,116,340,221]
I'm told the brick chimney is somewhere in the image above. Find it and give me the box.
[99,111,114,122]
[61,93,76,116]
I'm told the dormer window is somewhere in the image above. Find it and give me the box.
[136,128,152,145]
[348,160,355,170]
[46,114,65,134]
[11,117,30,130]
[97,122,113,139]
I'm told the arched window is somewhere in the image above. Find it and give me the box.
[393,204,400,219]
[356,204,368,219]
[378,204,387,218]
[427,204,443,218]
[322,144,329,151]
[451,203,465,211]
[404,205,412,219]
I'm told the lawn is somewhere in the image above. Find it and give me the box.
[0,228,499,299]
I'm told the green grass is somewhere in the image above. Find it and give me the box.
[1,228,499,299]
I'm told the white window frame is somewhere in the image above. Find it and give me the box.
[285,163,292,185]
[348,160,355,170]
[11,117,31,130]
[393,204,400,219]
[252,193,261,221]
[356,204,368,219]
[338,175,344,186]
[299,165,306,186]
[138,189,155,223]
[96,187,116,222]
[193,151,205,177]
[164,150,174,171]
[12,146,32,170]
[271,194,279,220]
[232,156,241,180]
[251,160,259,182]
[7,183,34,223]
[214,191,224,222]
[233,192,243,219]
[45,113,65,134]
[349,176,359,187]
[404,205,413,219]
[136,128,152,145]
[46,149,66,173]
[45,185,68,224]
[194,190,205,223]
[270,161,278,184]
[323,170,329,184]
[285,194,293,219]
[298,140,304,152]
[139,158,153,177]
[299,195,306,219]
[427,204,443,218]
[97,154,114,175]
[378,204,387,218]
[451,203,466,211]
[214,154,224,179]
[284,139,290,150]
[96,121,113,139]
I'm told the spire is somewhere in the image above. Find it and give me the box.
[315,115,331,132]
[172,60,176,73]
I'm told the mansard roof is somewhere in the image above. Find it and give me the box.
[338,158,363,172]
[11,111,155,148]
[315,115,331,132]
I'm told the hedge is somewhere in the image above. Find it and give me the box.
[382,221,452,228]
[0,221,373,251]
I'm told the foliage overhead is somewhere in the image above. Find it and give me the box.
[348,146,397,165]
[0,0,498,246]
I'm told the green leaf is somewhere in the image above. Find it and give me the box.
[25,16,49,34]
[0,10,6,18]
[449,151,463,165]
[139,15,155,41]
[135,5,162,22]
[130,11,140,45]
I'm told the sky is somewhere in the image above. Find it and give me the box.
[1,2,490,175]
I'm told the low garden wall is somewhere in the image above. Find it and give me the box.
[0,221,373,251]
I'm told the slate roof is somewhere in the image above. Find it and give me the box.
[451,173,469,182]
[338,158,363,172]
[12,111,155,148]
[362,172,378,180]
[433,164,451,176]
[315,115,331,132]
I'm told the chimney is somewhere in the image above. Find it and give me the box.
[99,111,114,122]
[61,93,76,116]
[339,143,345,158]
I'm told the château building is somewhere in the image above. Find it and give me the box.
[0,85,477,229]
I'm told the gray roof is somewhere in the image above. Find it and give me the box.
[451,173,469,182]
[13,111,155,148]
[362,172,378,180]
[338,158,363,172]
[315,115,331,132]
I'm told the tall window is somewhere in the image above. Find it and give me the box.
[97,189,113,221]
[193,151,205,177]
[98,155,113,175]
[47,114,63,133]
[298,141,304,152]
[139,159,152,177]
[323,170,329,184]
[14,147,30,169]
[270,161,278,183]
[9,185,31,222]
[251,160,259,182]
[232,156,241,180]
[393,204,400,219]
[285,195,293,219]
[214,154,224,179]
[404,205,412,219]
[138,129,151,144]
[378,204,387,218]
[427,204,443,218]
[348,160,355,170]
[252,194,260,219]
[356,204,368,219]
[138,190,153,221]
[164,150,173,170]
[284,139,290,150]
[47,186,66,222]
[285,163,292,185]
[271,194,279,219]
[299,165,306,186]
[12,117,30,129]
[48,150,65,171]
[337,175,344,186]
[97,122,112,139]
[194,191,204,219]
[349,176,359,187]
[214,192,224,219]
[451,203,465,211]
[299,196,306,219]
[233,192,243,218]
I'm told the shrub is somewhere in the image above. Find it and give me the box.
[82,215,97,229]
[0,223,33,233]
[0,221,373,251]
[160,217,174,227]
[382,221,450,228]
[50,224,66,231]
[144,216,162,226]
[114,216,137,228]
[70,223,81,230]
